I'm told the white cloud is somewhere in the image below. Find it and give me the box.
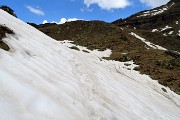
[42,20,48,24]
[26,6,45,16]
[42,18,80,24]
[139,0,170,8]
[59,18,67,24]
[83,0,130,10]
[58,18,79,24]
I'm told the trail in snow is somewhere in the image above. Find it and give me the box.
[0,10,180,120]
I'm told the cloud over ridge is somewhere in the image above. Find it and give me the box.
[43,18,80,24]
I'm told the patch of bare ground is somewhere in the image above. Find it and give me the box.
[0,25,14,51]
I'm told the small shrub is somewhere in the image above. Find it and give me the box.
[156,59,180,70]
[0,41,10,51]
[124,63,131,66]
[82,50,90,53]
[98,47,106,51]
[69,46,80,51]
[133,66,140,71]
[161,88,167,93]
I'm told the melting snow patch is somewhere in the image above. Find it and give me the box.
[60,40,112,58]
[152,7,167,16]
[168,31,174,35]
[161,25,172,31]
[152,29,159,32]
[130,32,167,51]
[137,3,174,18]
[163,33,167,36]
[121,53,128,55]
[178,30,180,36]
[176,21,179,25]
[171,2,175,7]
[137,13,149,17]
[123,61,138,71]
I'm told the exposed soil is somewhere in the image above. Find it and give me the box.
[0,25,14,51]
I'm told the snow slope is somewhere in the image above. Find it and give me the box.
[0,10,180,120]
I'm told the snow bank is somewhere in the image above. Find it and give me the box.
[0,10,180,120]
[152,29,159,32]
[161,25,172,31]
[130,32,167,50]
[60,40,112,58]
[176,21,178,25]
[178,30,180,36]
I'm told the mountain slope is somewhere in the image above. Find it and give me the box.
[112,0,180,51]
[36,19,180,94]
[1,9,180,120]
[112,0,180,30]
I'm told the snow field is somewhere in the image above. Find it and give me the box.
[0,10,180,120]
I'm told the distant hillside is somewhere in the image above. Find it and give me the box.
[112,0,180,30]
[112,0,180,52]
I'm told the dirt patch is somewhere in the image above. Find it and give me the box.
[0,25,14,51]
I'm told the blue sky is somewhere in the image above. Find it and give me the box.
[1,0,170,24]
